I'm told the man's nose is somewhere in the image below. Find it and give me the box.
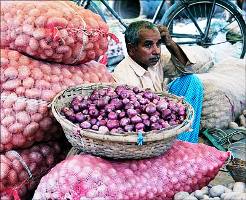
[152,45,160,55]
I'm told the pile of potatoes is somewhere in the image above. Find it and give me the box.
[174,182,246,200]
[229,109,246,129]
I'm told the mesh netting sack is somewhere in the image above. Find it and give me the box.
[0,49,114,152]
[0,49,114,102]
[0,141,68,200]
[197,57,246,129]
[0,94,62,152]
[33,141,230,200]
[0,1,109,64]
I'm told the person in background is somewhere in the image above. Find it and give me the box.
[112,20,212,143]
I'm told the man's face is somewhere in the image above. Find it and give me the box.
[128,28,162,69]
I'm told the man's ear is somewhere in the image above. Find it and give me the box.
[127,43,136,56]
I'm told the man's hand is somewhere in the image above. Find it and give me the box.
[157,25,173,46]
[157,25,188,65]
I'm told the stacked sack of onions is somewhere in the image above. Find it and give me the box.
[0,1,114,199]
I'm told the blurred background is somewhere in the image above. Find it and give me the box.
[85,0,246,70]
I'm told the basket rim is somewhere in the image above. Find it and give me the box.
[51,83,194,143]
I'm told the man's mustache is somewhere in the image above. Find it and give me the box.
[149,56,160,61]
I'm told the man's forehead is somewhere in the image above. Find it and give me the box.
[139,28,161,42]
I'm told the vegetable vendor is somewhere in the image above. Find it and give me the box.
[112,20,211,143]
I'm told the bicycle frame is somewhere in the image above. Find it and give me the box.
[82,0,128,28]
[81,0,171,29]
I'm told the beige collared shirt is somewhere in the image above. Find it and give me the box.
[112,45,213,92]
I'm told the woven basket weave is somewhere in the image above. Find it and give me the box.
[51,83,194,159]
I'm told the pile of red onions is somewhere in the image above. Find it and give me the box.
[61,85,186,133]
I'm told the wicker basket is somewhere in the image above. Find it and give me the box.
[51,83,194,159]
[226,158,246,182]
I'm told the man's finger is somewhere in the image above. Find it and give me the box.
[157,25,168,32]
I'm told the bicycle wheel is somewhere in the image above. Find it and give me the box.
[160,0,246,59]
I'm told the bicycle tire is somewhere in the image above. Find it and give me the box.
[160,0,246,59]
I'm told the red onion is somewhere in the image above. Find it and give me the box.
[127,109,137,118]
[90,93,99,101]
[120,118,130,127]
[161,109,171,118]
[124,103,134,110]
[72,104,80,113]
[82,109,88,115]
[98,89,107,96]
[80,121,91,129]
[133,86,140,93]
[135,123,145,131]
[145,103,156,115]
[143,119,151,127]
[107,120,119,130]
[105,104,116,113]
[122,98,130,105]
[90,118,97,125]
[108,112,118,120]
[156,99,168,111]
[124,124,134,132]
[118,111,126,118]
[151,123,161,130]
[115,85,128,94]
[79,102,88,110]
[141,114,149,120]
[150,116,158,123]
[75,112,86,123]
[92,125,99,130]
[143,91,154,100]
[131,115,142,124]
[133,101,140,109]
[65,112,76,122]
[96,99,108,108]
[89,109,99,118]
[98,126,109,134]
[139,98,149,105]
[98,119,107,126]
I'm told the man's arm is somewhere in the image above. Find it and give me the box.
[157,25,188,66]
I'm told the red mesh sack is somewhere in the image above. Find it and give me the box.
[0,1,109,64]
[1,94,62,152]
[0,50,114,101]
[0,49,114,152]
[0,141,69,200]
[33,141,230,200]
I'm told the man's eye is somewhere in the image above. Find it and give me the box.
[145,44,152,48]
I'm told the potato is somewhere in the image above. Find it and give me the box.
[228,121,239,129]
[239,114,246,127]
[224,188,233,193]
[221,192,245,200]
[185,195,198,200]
[233,182,245,193]
[201,186,209,195]
[209,185,226,197]
[194,190,205,199]
[174,191,190,200]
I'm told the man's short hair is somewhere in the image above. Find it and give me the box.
[125,20,157,46]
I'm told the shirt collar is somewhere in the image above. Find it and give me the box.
[127,55,147,77]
